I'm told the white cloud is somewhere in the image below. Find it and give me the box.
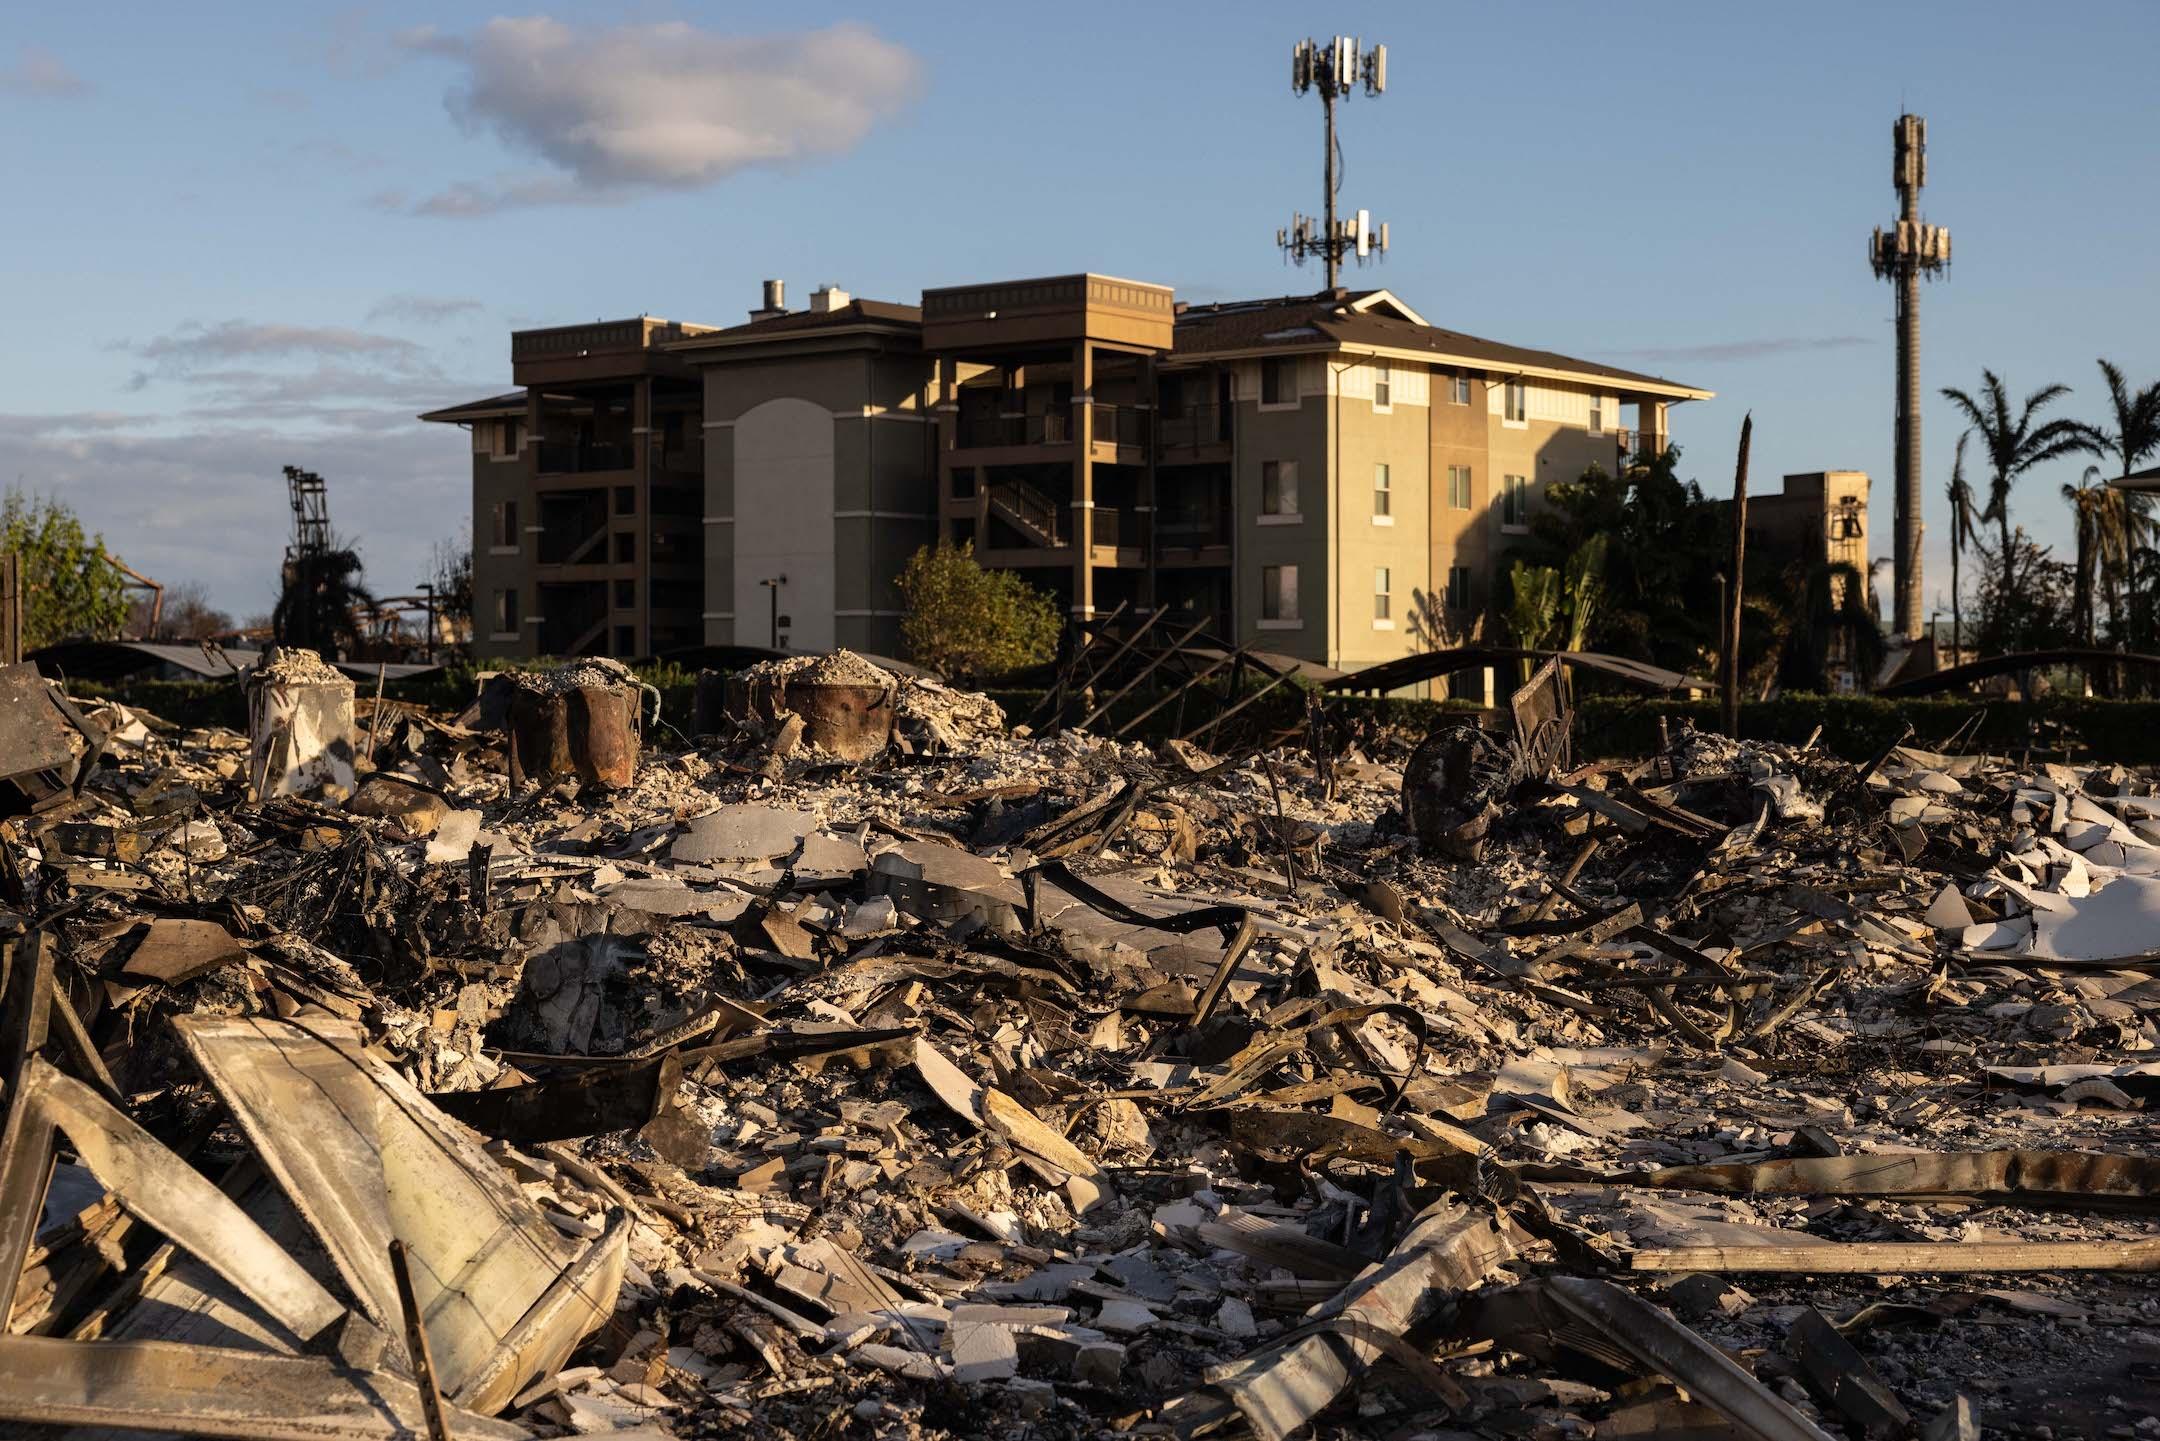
[0,415,468,621]
[394,18,922,214]
[135,320,424,370]
[0,45,89,98]
[368,294,485,325]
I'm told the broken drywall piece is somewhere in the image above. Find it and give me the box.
[121,918,246,984]
[672,805,818,864]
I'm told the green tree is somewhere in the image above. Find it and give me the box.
[2077,359,2159,634]
[1515,446,1726,676]
[1940,370,2093,645]
[1,490,130,649]
[897,540,1061,682]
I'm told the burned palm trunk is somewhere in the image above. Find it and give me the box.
[1405,658,1573,860]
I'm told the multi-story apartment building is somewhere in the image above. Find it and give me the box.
[424,275,1710,670]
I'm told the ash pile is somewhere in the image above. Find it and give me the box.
[1,648,2158,1441]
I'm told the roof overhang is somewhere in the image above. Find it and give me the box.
[1169,338,1713,401]
[669,321,921,363]
[2110,463,2160,494]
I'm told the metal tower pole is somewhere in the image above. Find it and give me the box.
[1322,87,1338,291]
[1871,115,1949,645]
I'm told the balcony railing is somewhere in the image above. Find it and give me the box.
[958,410,1071,448]
[1157,512,1230,548]
[1088,404,1147,448]
[536,441,633,474]
[1158,404,1232,450]
[1089,507,1121,549]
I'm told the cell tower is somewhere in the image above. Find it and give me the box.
[1868,115,1951,642]
[1277,36,1390,292]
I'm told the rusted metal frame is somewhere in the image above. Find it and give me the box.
[1071,616,1210,732]
[1185,665,1298,747]
[1027,599,1133,728]
[1113,646,1242,739]
[1044,604,1168,732]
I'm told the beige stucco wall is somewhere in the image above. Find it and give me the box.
[733,398,836,651]
[1328,361,1433,669]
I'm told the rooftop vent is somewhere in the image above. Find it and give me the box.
[749,279,786,322]
[810,285,850,314]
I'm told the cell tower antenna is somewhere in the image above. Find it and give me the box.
[1868,114,1951,643]
[1276,36,1391,292]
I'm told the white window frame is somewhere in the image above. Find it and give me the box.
[1451,375,1473,406]
[1260,564,1301,629]
[1448,464,1472,511]
[1503,380,1528,427]
[1259,459,1301,524]
[1588,396,1604,435]
[1502,473,1530,531]
[1258,356,1301,411]
[1372,360,1392,413]
[491,587,520,640]
[1372,462,1392,524]
[1373,566,1393,628]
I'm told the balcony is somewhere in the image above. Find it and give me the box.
[1087,404,1147,449]
[1159,403,1232,453]
[536,441,633,475]
[959,410,1071,448]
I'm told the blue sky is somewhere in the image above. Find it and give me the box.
[4,1,2155,623]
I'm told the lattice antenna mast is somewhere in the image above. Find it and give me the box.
[282,465,330,566]
[1868,114,1951,642]
[1277,36,1390,292]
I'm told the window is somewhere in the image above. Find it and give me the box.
[1374,566,1392,623]
[1261,460,1299,518]
[614,484,636,515]
[613,532,636,563]
[1446,565,1472,611]
[614,578,636,609]
[1503,381,1527,423]
[1448,465,1473,510]
[1261,356,1298,407]
[493,588,519,636]
[1373,361,1392,410]
[1502,473,1530,528]
[1373,463,1392,519]
[1451,376,1473,406]
[1261,564,1299,624]
[490,499,519,549]
[1588,397,1604,434]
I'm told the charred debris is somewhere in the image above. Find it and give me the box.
[1,647,2158,1440]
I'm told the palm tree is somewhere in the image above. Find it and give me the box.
[1944,432,1978,660]
[2081,359,2160,631]
[271,545,375,659]
[1941,370,2094,630]
[2062,468,2104,645]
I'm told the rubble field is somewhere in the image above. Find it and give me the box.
[2,650,2158,1441]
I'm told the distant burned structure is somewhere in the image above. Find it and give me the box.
[1868,114,1952,642]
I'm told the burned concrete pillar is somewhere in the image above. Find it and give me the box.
[246,648,357,800]
[504,658,647,790]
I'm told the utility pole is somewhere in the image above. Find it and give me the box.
[1278,37,1390,291]
[416,582,437,663]
[1869,116,1952,642]
[760,575,787,650]
[1723,414,1753,738]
